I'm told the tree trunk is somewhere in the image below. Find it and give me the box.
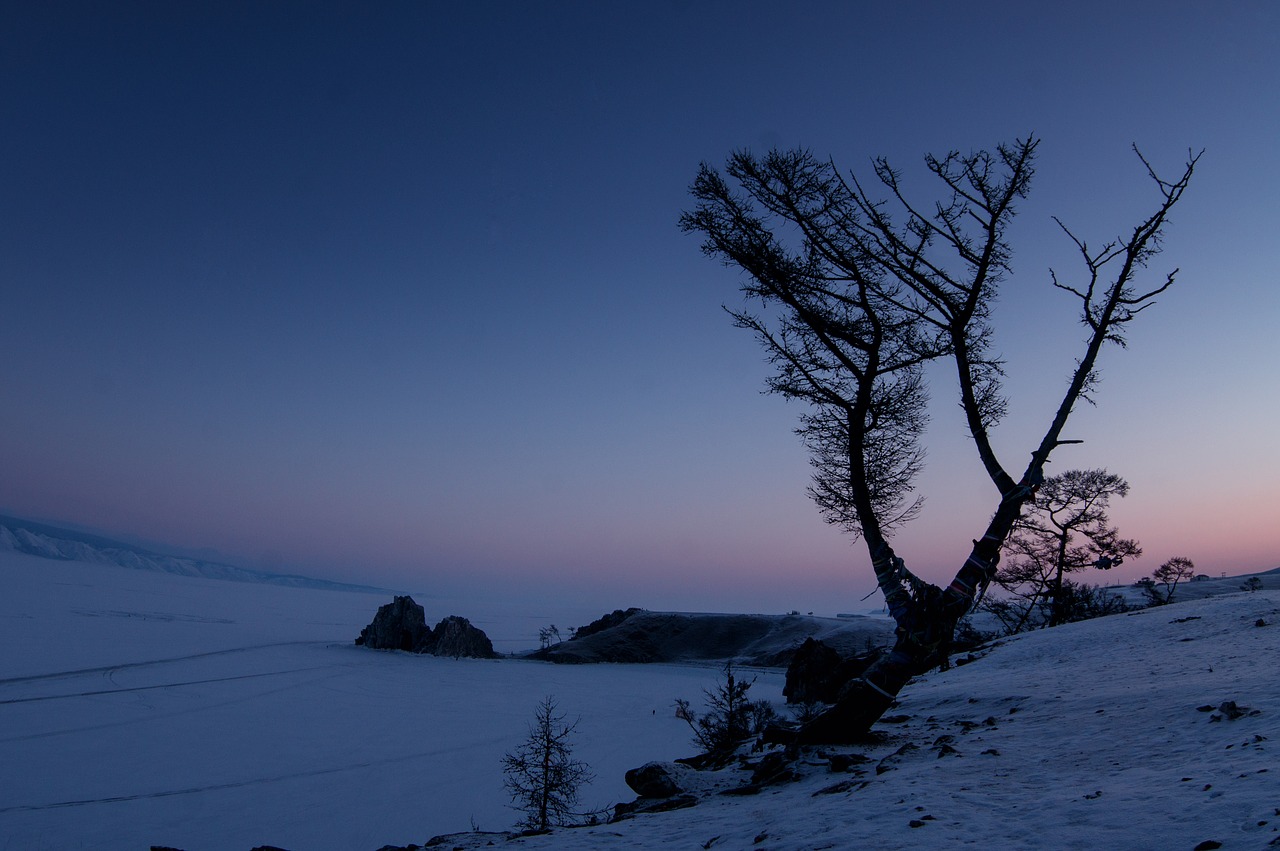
[784,487,1035,744]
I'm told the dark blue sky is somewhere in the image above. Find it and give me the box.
[3,1,1277,613]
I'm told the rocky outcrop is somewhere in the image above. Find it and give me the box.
[356,598,497,659]
[573,607,643,639]
[428,615,497,659]
[782,638,881,704]
[784,638,843,704]
[356,596,432,651]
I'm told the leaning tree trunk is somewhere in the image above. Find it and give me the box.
[788,481,1038,744]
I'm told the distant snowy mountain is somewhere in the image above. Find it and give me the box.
[0,514,384,593]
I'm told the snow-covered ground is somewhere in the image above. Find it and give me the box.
[0,550,779,849]
[3,548,1277,850]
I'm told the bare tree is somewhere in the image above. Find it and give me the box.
[682,138,1199,743]
[501,696,593,832]
[987,468,1141,632]
[537,624,563,650]
[1145,556,1197,605]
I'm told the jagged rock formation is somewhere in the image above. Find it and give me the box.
[356,596,432,651]
[355,596,498,659]
[429,615,497,658]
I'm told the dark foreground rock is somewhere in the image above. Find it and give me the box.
[783,638,882,704]
[356,596,497,659]
[625,761,691,798]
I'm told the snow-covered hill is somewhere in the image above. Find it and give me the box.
[0,514,384,592]
[528,609,894,666]
[2,548,1277,850]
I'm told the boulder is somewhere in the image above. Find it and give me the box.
[624,761,688,798]
[429,615,498,659]
[611,793,697,821]
[356,596,432,651]
[783,638,843,704]
[783,638,881,705]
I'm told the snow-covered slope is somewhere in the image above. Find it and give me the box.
[1110,566,1280,608]
[0,514,384,592]
[495,589,1280,851]
[3,547,1277,850]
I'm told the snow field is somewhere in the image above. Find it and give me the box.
[0,550,779,850]
[4,548,1279,850]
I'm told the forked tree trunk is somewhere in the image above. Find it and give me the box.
[787,485,1036,744]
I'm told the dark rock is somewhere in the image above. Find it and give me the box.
[749,751,795,785]
[1217,700,1259,720]
[429,615,498,659]
[827,752,870,772]
[674,751,728,770]
[423,832,509,848]
[249,846,293,851]
[718,752,800,797]
[611,793,698,821]
[625,762,686,798]
[357,596,432,651]
[813,778,865,795]
[783,638,842,704]
[875,742,918,774]
[1193,841,1223,850]
[782,639,881,705]
[357,599,497,659]
[574,607,644,640]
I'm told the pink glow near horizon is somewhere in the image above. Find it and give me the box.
[2,3,1277,613]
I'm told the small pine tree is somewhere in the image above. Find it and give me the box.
[676,663,768,756]
[501,696,593,832]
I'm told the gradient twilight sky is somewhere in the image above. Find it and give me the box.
[2,1,1277,614]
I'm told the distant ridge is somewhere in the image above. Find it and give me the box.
[526,609,895,666]
[0,514,385,593]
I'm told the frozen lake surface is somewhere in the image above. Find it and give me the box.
[0,550,778,849]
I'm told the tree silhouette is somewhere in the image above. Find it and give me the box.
[501,696,593,832]
[1146,556,1197,605]
[682,138,1199,743]
[989,468,1141,632]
